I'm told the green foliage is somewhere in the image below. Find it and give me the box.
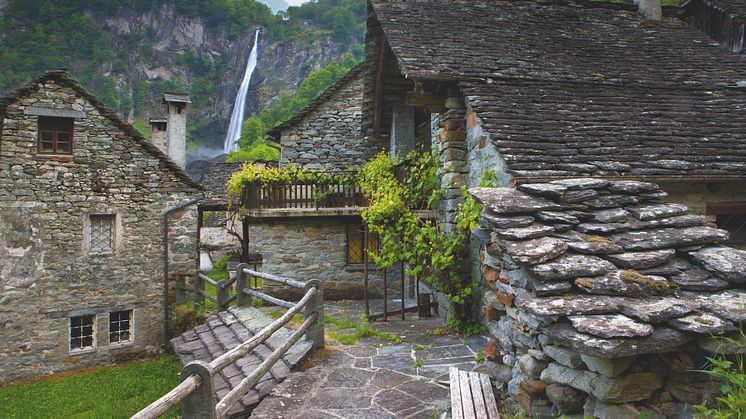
[413,357,424,369]
[238,116,268,150]
[227,164,355,199]
[132,118,153,138]
[285,0,366,43]
[226,144,281,163]
[133,80,149,116]
[0,356,182,418]
[170,301,207,336]
[694,329,746,418]
[324,314,403,345]
[359,151,484,331]
[475,350,486,364]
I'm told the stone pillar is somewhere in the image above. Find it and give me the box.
[638,0,661,20]
[437,95,468,230]
[149,117,168,156]
[163,93,190,169]
[390,103,416,158]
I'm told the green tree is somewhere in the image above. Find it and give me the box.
[237,116,267,150]
[100,77,119,110]
[133,80,148,116]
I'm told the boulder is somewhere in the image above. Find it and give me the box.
[691,246,746,284]
[628,204,688,221]
[470,188,562,214]
[576,222,631,234]
[568,314,654,339]
[550,178,610,190]
[603,249,675,270]
[481,211,535,228]
[540,362,663,403]
[591,208,630,223]
[530,254,616,281]
[543,345,585,369]
[560,189,599,204]
[669,266,729,291]
[536,211,580,224]
[668,313,735,335]
[579,354,634,377]
[682,289,746,322]
[546,323,693,358]
[584,195,640,209]
[546,383,585,414]
[609,227,729,251]
[606,180,658,194]
[494,224,555,240]
[500,236,568,265]
[575,271,677,297]
[532,280,573,297]
[620,297,697,322]
[516,295,623,317]
[517,183,568,199]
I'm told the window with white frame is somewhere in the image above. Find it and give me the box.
[69,315,95,351]
[109,310,132,344]
[89,214,116,252]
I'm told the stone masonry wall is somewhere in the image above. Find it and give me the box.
[249,218,389,300]
[0,78,199,383]
[279,74,383,170]
[470,181,746,418]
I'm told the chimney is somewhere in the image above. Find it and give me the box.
[638,0,661,21]
[162,92,191,168]
[149,117,168,156]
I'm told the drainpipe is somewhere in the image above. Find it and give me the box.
[163,197,202,348]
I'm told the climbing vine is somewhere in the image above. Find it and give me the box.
[227,164,356,198]
[358,151,483,330]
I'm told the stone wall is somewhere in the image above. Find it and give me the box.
[249,218,390,300]
[0,77,200,383]
[469,181,746,418]
[278,73,383,170]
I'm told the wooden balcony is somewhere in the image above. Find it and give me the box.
[240,171,365,212]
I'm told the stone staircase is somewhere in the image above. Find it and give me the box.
[171,307,313,417]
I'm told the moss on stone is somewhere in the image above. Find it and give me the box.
[584,235,613,244]
[619,269,678,293]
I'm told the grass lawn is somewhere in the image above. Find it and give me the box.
[0,356,182,418]
[131,118,152,139]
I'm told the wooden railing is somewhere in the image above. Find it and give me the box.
[241,171,365,210]
[133,264,324,419]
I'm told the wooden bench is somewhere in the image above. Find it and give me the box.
[449,367,499,419]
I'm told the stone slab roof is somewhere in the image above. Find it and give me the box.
[682,0,746,21]
[370,0,746,178]
[163,92,191,104]
[267,61,366,140]
[470,179,746,358]
[171,307,312,416]
[0,70,203,190]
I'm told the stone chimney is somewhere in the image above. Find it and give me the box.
[638,0,661,21]
[162,92,191,168]
[149,117,168,156]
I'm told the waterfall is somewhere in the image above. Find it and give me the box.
[223,29,261,154]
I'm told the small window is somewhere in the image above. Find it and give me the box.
[346,223,379,264]
[109,310,132,344]
[70,315,95,351]
[38,116,73,155]
[89,214,116,252]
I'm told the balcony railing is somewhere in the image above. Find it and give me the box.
[240,171,365,210]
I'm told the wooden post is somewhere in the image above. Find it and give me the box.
[400,261,405,320]
[383,268,388,322]
[363,226,370,320]
[195,273,205,307]
[216,279,228,313]
[180,360,217,419]
[236,263,252,308]
[303,279,324,349]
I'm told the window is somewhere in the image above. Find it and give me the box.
[109,310,132,344]
[346,223,379,264]
[38,116,73,154]
[716,214,746,246]
[89,214,115,252]
[70,315,95,351]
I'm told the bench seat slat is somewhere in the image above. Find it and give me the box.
[450,367,464,419]
[480,373,499,419]
[470,372,489,419]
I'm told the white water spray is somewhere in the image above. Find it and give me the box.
[224,29,261,154]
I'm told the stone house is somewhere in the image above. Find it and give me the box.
[200,62,395,300]
[0,70,203,383]
[362,0,746,415]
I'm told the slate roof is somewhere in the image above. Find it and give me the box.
[470,179,746,358]
[0,70,203,190]
[682,0,746,21]
[267,61,366,140]
[370,0,746,179]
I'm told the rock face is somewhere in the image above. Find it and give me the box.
[691,246,746,283]
[471,179,746,417]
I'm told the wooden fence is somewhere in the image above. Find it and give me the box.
[240,171,365,210]
[132,264,324,419]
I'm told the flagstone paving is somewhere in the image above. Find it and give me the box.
[251,300,490,418]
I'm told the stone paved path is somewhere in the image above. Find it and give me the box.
[251,300,489,418]
[171,307,313,417]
